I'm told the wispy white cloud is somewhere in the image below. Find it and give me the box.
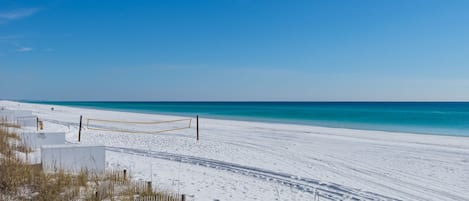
[0,6,43,53]
[0,7,42,23]
[17,47,32,52]
[0,35,34,53]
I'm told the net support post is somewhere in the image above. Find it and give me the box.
[196,115,199,141]
[78,115,82,142]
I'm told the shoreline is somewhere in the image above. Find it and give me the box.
[2,100,469,200]
[22,100,469,138]
[4,100,469,151]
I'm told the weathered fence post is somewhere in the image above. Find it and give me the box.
[78,115,82,142]
[181,194,186,201]
[123,169,127,181]
[146,181,152,192]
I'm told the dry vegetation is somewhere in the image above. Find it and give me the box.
[0,123,180,201]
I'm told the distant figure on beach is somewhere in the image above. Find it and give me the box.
[51,107,54,111]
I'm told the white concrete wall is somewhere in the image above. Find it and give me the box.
[20,132,66,150]
[17,116,38,128]
[0,110,33,122]
[41,144,105,173]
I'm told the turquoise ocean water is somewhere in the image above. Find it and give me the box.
[28,102,469,137]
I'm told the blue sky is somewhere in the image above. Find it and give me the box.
[1,0,469,101]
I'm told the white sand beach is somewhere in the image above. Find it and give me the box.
[1,100,469,201]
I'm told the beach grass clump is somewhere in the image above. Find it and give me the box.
[0,117,20,129]
[0,123,180,201]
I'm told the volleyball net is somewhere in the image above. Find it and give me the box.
[86,117,192,134]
